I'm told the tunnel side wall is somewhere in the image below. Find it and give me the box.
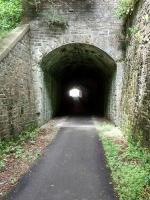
[0,25,37,138]
[35,70,60,125]
[30,0,124,125]
[120,0,150,146]
[107,61,124,123]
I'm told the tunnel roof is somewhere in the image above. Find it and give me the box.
[41,43,116,78]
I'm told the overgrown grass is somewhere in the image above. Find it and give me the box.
[0,0,22,38]
[0,126,39,170]
[97,122,150,200]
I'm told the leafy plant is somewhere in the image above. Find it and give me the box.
[0,125,38,171]
[0,0,22,33]
[115,0,139,19]
[15,146,25,158]
[42,7,68,29]
[126,25,141,43]
[127,25,139,36]
[10,177,17,185]
[34,150,41,159]
[0,160,5,170]
[97,122,150,200]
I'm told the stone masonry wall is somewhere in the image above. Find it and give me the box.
[120,0,150,146]
[1,0,149,143]
[29,0,124,125]
[0,26,37,138]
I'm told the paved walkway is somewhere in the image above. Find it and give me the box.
[6,117,117,200]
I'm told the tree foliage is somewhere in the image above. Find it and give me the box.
[0,0,22,33]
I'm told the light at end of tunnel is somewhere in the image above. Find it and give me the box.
[68,88,82,98]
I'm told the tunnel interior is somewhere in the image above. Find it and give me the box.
[41,43,116,117]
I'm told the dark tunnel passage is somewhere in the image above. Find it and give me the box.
[60,66,107,116]
[41,43,116,117]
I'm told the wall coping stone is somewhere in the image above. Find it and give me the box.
[0,24,30,61]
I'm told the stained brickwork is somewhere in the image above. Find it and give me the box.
[29,0,124,125]
[0,31,36,137]
[1,0,149,145]
[120,0,150,146]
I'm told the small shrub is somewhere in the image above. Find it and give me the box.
[127,25,139,36]
[126,25,141,43]
[0,0,22,32]
[10,177,17,185]
[0,125,38,167]
[115,0,138,19]
[0,160,5,171]
[42,7,68,29]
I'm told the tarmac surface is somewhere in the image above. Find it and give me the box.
[6,117,117,200]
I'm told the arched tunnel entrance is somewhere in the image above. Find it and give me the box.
[41,43,116,117]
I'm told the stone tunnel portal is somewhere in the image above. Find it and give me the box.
[41,43,116,117]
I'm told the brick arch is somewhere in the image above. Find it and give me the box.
[40,43,116,75]
[36,43,117,119]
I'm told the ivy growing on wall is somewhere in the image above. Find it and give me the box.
[115,0,141,50]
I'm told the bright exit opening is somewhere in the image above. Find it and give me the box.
[68,88,82,99]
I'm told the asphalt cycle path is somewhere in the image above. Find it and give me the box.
[6,117,117,200]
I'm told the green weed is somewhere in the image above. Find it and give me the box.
[0,126,38,171]
[0,0,22,38]
[42,7,68,29]
[127,25,139,36]
[115,0,139,19]
[97,122,150,200]
[0,160,5,170]
[10,177,17,185]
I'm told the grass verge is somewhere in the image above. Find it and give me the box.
[0,120,58,198]
[0,126,39,170]
[96,121,150,200]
